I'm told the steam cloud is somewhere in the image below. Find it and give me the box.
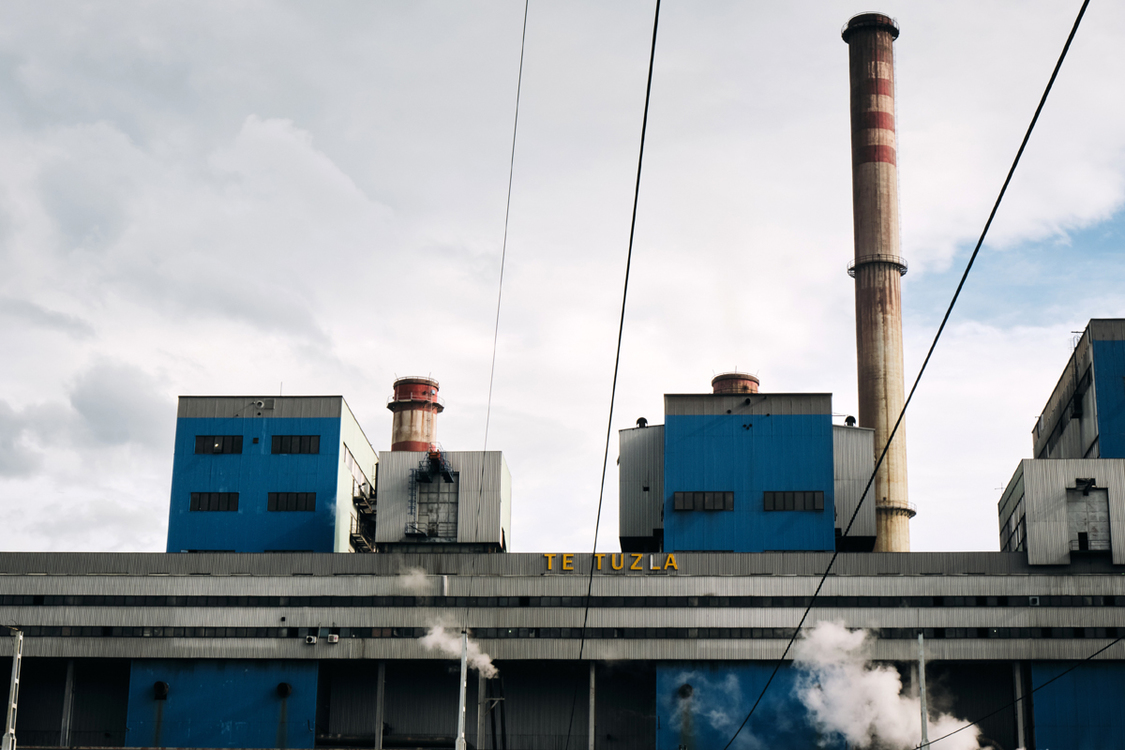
[421,625,499,678]
[793,621,983,750]
[397,567,431,592]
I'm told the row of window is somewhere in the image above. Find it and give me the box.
[194,435,321,456]
[673,492,734,511]
[189,492,316,512]
[672,491,826,512]
[763,491,824,512]
[10,624,1123,641]
[5,594,1123,609]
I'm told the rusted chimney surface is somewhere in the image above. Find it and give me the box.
[843,12,914,551]
[387,376,443,451]
[711,372,760,395]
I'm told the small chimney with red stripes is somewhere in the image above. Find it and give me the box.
[387,376,444,451]
[842,13,913,552]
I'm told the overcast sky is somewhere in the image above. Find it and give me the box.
[0,0,1122,554]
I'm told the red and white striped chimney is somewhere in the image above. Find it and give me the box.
[387,376,443,451]
[843,13,914,552]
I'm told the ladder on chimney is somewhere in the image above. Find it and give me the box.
[2,629,22,750]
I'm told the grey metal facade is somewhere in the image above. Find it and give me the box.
[374,451,511,548]
[832,424,876,542]
[617,425,663,546]
[2,551,1123,664]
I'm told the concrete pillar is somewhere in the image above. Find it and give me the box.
[477,672,488,750]
[588,662,596,750]
[374,661,386,750]
[842,12,914,551]
[1013,662,1027,749]
[59,659,75,747]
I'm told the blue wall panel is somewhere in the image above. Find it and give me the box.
[663,414,835,552]
[1029,662,1125,750]
[1092,339,1125,458]
[166,417,341,553]
[655,662,844,750]
[125,659,317,749]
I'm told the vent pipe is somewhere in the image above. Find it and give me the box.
[387,376,443,451]
[843,13,914,551]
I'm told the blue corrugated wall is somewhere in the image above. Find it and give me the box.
[1092,339,1125,458]
[166,417,341,552]
[1030,662,1125,750]
[125,659,317,749]
[655,662,845,750]
[663,413,835,552]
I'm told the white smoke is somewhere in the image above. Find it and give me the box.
[396,567,431,592]
[792,621,983,750]
[421,625,499,678]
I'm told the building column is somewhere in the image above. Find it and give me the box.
[374,661,385,750]
[59,659,75,748]
[1013,662,1026,750]
[588,662,596,750]
[476,672,487,750]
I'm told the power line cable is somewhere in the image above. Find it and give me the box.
[721,1,1090,747]
[563,2,662,748]
[483,0,530,452]
[917,636,1120,748]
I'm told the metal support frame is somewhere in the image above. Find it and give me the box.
[59,659,75,748]
[3,629,22,750]
[1013,662,1026,750]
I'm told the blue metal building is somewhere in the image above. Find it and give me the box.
[166,397,377,554]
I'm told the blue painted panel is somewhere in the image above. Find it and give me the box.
[663,414,835,552]
[1030,662,1125,750]
[1093,339,1125,458]
[655,662,844,750]
[166,417,341,553]
[125,660,317,749]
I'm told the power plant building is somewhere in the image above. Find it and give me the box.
[4,13,1125,750]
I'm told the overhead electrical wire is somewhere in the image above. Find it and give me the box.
[562,2,662,749]
[721,1,1093,747]
[482,0,530,452]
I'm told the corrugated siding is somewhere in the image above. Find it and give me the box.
[664,393,831,417]
[2,549,1117,577]
[375,451,508,545]
[832,425,875,539]
[1022,459,1125,565]
[178,396,343,420]
[1030,661,1125,749]
[619,425,664,539]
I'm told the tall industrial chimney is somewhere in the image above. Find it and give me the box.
[711,372,760,395]
[387,376,443,451]
[842,13,914,552]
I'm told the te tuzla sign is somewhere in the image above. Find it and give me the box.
[543,552,679,573]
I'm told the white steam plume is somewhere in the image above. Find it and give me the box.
[793,621,983,750]
[421,625,499,679]
[396,567,432,592]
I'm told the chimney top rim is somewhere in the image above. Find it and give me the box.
[842,12,900,43]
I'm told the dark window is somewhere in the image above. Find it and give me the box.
[268,492,317,511]
[763,491,824,511]
[673,491,733,511]
[189,492,239,511]
[271,435,320,454]
[195,435,243,455]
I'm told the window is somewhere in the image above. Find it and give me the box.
[268,492,317,511]
[271,435,320,454]
[763,491,824,511]
[195,436,243,455]
[673,491,734,511]
[190,492,239,511]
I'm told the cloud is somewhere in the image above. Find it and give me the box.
[0,297,94,338]
[69,359,171,447]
